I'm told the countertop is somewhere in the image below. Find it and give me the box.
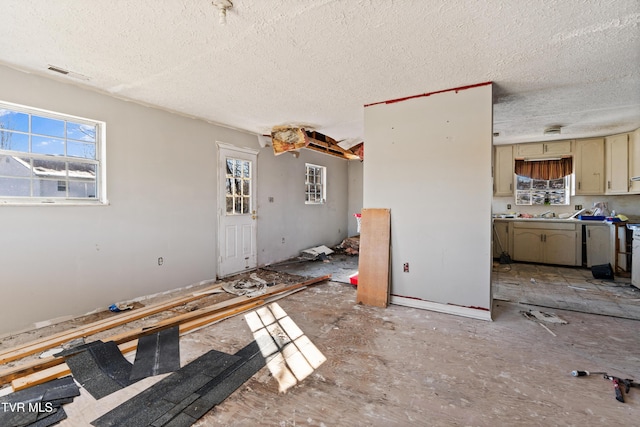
[493,217,615,225]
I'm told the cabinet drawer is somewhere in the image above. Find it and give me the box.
[512,221,576,231]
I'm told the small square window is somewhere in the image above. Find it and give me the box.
[305,163,326,204]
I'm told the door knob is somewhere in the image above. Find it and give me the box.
[251,210,257,220]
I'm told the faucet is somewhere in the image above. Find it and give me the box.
[540,210,554,218]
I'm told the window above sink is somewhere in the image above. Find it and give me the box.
[515,175,570,206]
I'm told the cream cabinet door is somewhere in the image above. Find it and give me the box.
[512,229,543,263]
[544,140,572,155]
[585,225,611,267]
[494,145,513,196]
[605,133,629,194]
[516,143,544,156]
[574,138,605,195]
[543,230,578,266]
[628,129,640,193]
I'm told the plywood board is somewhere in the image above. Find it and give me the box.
[356,208,391,307]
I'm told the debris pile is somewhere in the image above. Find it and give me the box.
[336,236,360,255]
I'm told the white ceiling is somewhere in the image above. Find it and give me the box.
[1,0,639,146]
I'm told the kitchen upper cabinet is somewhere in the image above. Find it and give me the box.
[585,225,612,267]
[515,140,571,157]
[511,222,579,266]
[630,129,640,193]
[494,145,513,196]
[574,138,605,195]
[605,133,629,194]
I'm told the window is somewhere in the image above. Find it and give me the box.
[0,101,106,204]
[225,157,251,214]
[305,163,326,204]
[515,175,570,205]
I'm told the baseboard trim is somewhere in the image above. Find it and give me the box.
[390,295,492,321]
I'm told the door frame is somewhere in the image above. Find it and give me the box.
[216,142,259,278]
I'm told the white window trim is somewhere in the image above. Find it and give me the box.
[0,100,108,206]
[305,163,326,204]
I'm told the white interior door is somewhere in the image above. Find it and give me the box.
[217,143,258,278]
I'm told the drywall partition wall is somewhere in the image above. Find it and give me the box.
[347,160,364,237]
[363,82,493,320]
[256,147,349,267]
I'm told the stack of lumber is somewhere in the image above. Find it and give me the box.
[0,275,330,393]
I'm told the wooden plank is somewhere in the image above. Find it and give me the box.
[356,208,391,307]
[0,282,224,365]
[11,301,263,391]
[0,275,330,387]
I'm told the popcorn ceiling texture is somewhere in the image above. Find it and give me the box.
[0,0,638,144]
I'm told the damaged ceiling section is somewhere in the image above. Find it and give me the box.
[269,126,363,160]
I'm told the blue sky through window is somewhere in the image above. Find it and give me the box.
[0,108,96,158]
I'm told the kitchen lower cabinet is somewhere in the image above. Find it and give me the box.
[493,220,510,258]
[585,225,612,267]
[511,222,579,266]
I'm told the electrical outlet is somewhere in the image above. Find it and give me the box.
[507,204,511,210]
[281,237,285,244]
[158,257,163,266]
[575,205,582,210]
[403,262,409,273]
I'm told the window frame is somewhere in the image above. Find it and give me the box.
[515,174,571,206]
[305,163,326,204]
[0,100,107,206]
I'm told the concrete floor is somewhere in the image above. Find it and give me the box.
[3,256,640,426]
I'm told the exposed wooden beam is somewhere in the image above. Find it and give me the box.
[305,131,361,160]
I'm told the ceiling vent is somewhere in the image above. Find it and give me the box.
[543,125,562,135]
[47,65,90,80]
[47,65,69,75]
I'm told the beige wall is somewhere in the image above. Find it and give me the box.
[363,84,493,320]
[0,65,349,334]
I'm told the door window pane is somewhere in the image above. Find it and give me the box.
[225,157,251,215]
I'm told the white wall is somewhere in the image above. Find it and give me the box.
[256,148,349,266]
[363,84,493,320]
[0,65,349,334]
[347,160,364,236]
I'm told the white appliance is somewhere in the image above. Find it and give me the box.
[631,225,640,287]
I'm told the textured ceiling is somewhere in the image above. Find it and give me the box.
[1,0,639,145]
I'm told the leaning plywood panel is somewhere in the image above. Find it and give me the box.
[356,208,391,307]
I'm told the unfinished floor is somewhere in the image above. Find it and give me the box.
[1,257,639,426]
